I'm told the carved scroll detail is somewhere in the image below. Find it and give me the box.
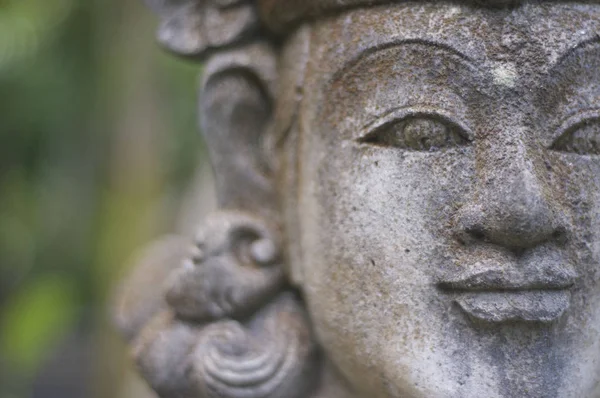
[165,210,285,321]
[129,294,319,398]
[116,211,321,398]
[191,294,319,398]
[145,0,259,58]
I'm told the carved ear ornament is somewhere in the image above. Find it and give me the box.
[165,210,285,321]
[115,211,321,398]
[131,293,318,398]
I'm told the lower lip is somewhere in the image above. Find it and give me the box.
[454,290,571,323]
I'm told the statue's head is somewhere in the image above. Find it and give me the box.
[116,1,600,397]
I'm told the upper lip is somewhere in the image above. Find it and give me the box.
[437,267,578,291]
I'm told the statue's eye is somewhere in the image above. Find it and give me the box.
[358,115,470,151]
[551,117,600,156]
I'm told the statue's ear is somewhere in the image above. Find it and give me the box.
[200,43,279,219]
[143,1,278,217]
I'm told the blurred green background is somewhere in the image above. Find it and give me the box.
[0,1,208,396]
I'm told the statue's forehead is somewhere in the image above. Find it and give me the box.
[309,3,600,81]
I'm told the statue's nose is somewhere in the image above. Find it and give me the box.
[455,138,566,252]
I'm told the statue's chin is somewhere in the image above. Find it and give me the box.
[314,310,600,398]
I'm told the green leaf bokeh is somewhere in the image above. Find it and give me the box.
[0,0,204,397]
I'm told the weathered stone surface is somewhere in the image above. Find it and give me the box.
[115,1,600,397]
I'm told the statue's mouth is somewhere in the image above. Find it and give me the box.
[437,268,578,323]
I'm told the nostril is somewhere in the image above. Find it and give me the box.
[456,226,487,246]
[552,226,568,245]
[467,227,486,241]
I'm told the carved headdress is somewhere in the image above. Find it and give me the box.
[145,0,522,55]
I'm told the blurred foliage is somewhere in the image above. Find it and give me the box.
[0,0,74,73]
[1,275,78,373]
[0,0,203,397]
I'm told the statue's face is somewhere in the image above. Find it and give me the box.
[289,4,600,397]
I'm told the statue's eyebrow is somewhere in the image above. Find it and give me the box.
[329,38,477,86]
[551,36,600,71]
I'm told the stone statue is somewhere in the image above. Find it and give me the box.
[113,1,600,397]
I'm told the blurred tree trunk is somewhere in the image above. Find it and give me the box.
[88,0,172,397]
